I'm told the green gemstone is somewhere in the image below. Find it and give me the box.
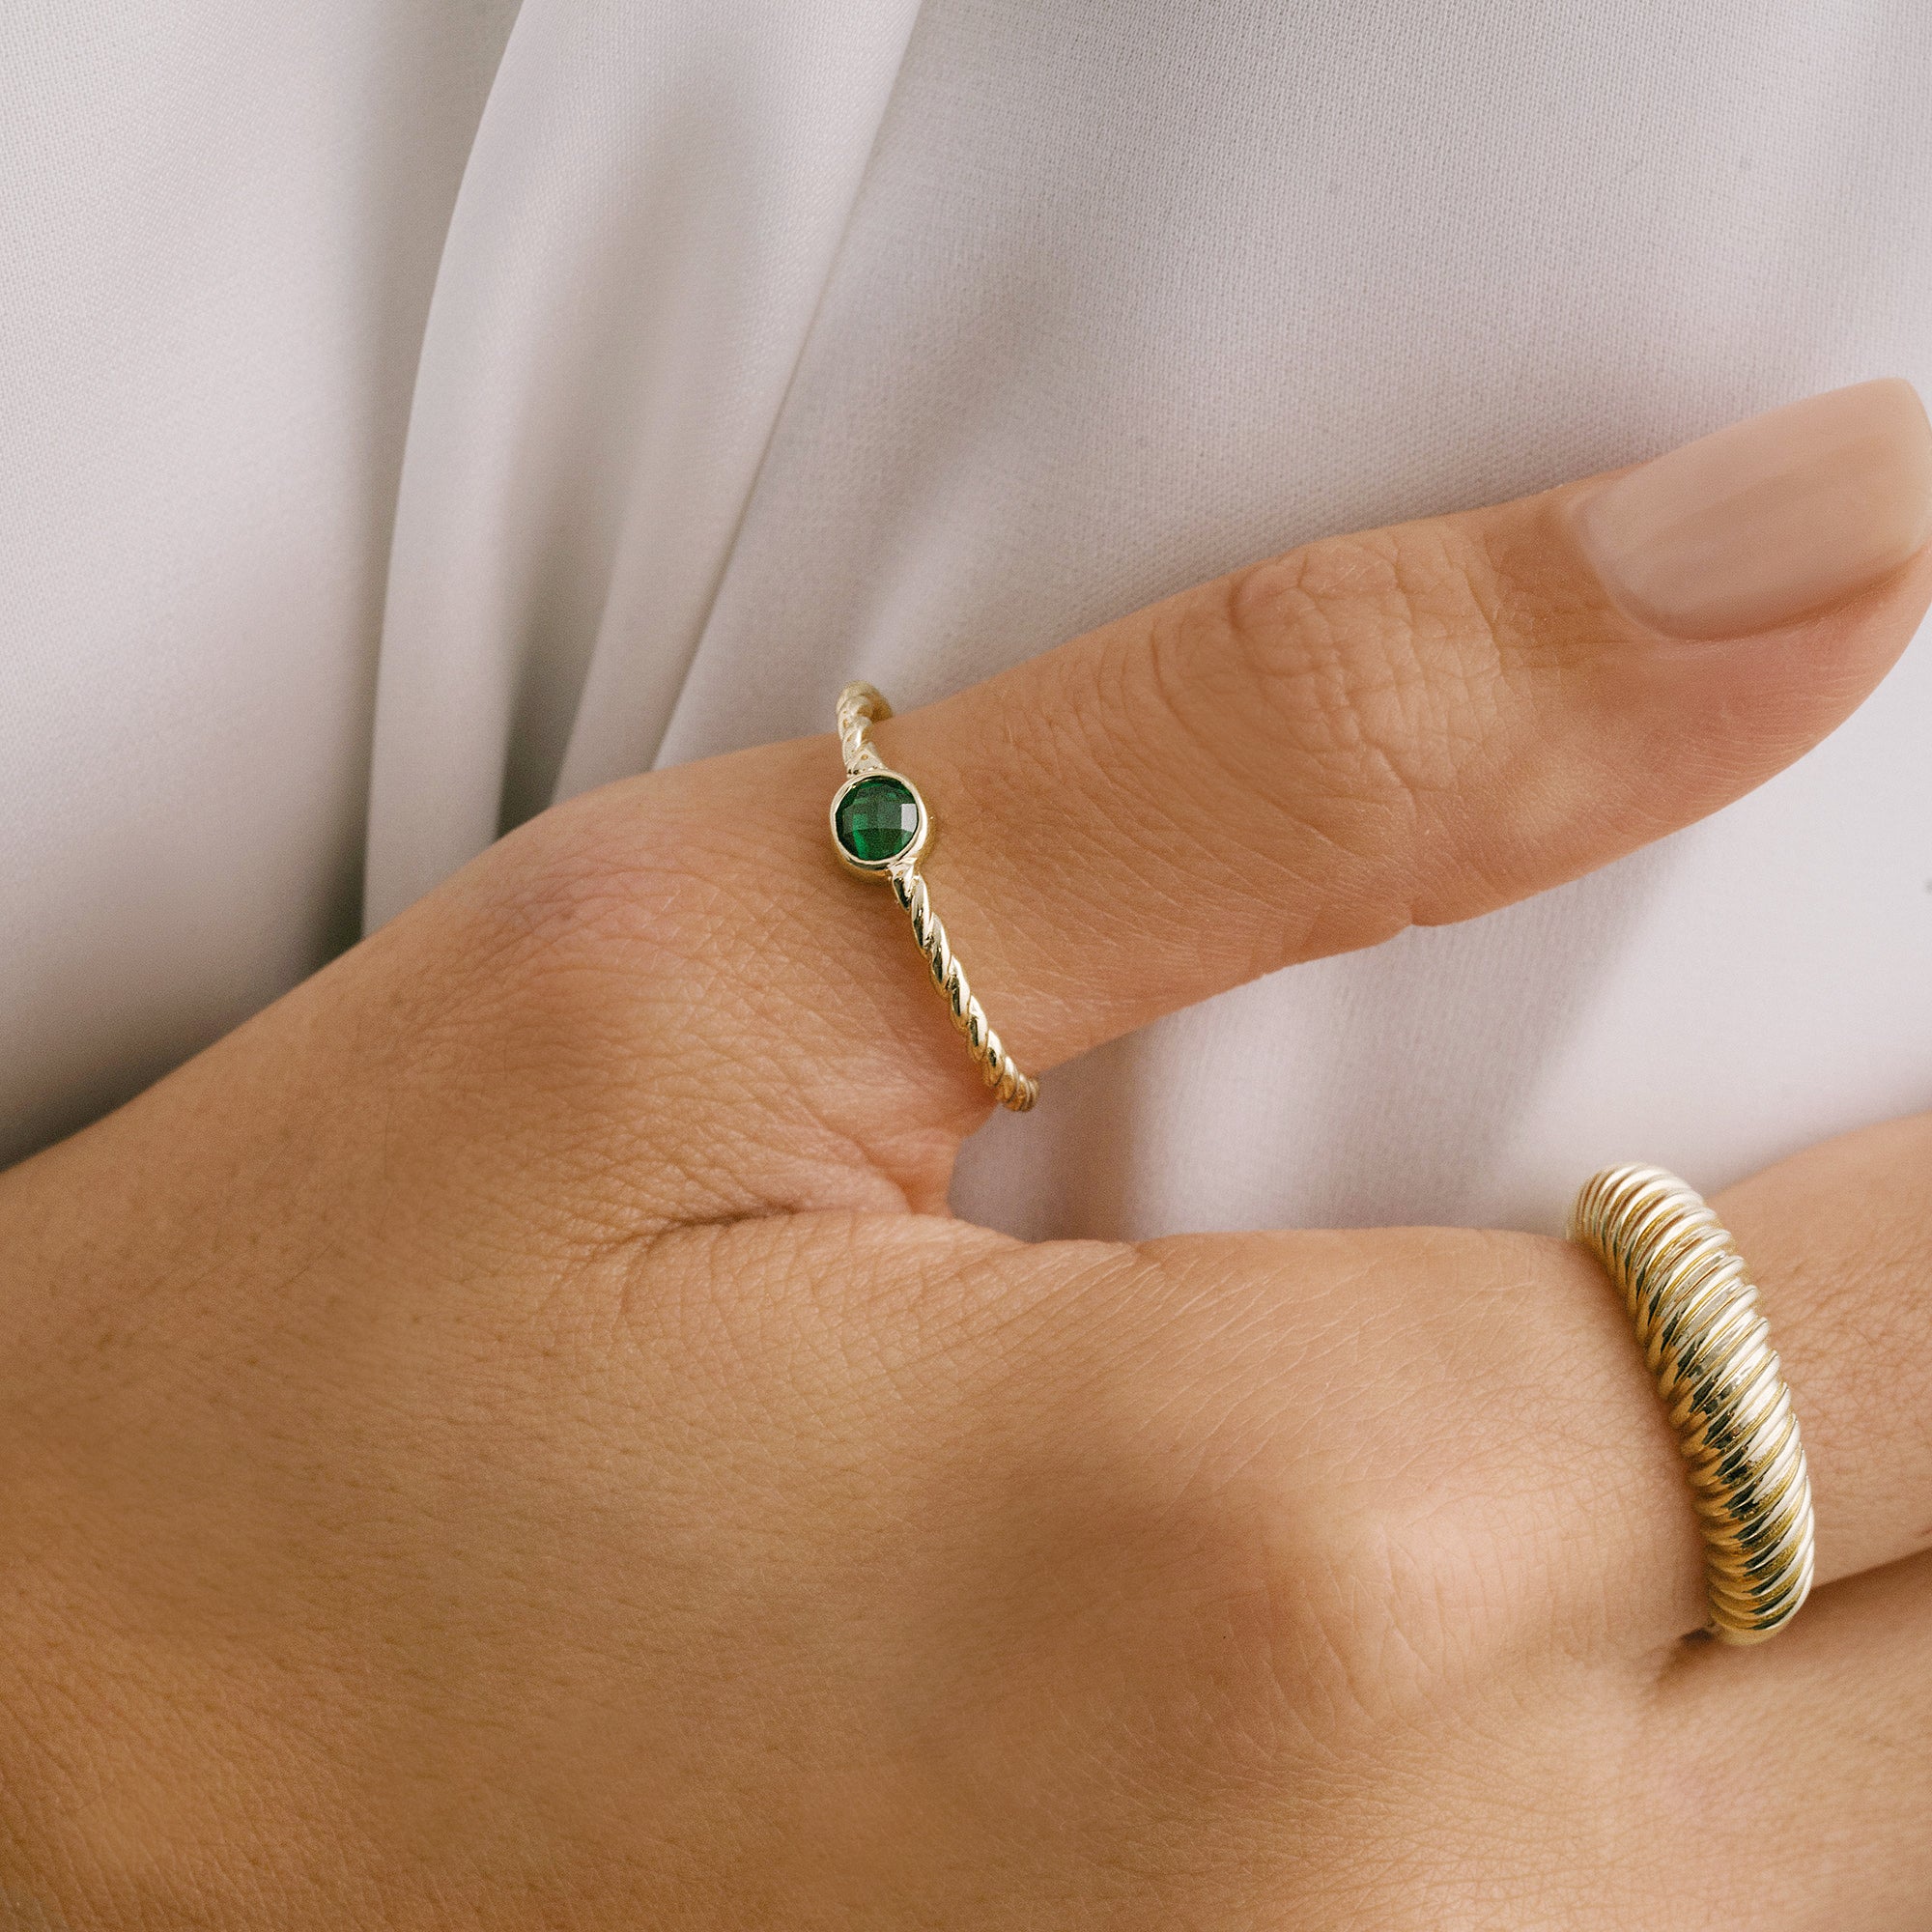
[836,775,921,864]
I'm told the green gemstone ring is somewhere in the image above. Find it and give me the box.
[830,682,1037,1112]
[832,772,927,871]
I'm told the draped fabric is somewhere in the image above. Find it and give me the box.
[6,0,1931,1236]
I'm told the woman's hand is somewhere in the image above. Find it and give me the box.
[3,382,1930,1928]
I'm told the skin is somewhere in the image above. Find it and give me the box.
[1,469,1929,1928]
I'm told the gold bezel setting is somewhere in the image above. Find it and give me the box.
[829,768,931,877]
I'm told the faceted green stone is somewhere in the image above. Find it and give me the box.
[836,775,921,864]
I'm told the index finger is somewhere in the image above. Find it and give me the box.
[478,381,1932,1222]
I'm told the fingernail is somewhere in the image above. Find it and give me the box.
[1572,378,1932,639]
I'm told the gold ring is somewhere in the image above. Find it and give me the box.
[1569,1164,1815,1644]
[829,682,1037,1112]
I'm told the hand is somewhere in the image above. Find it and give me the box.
[2,383,1929,1928]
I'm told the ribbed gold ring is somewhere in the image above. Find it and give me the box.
[1569,1164,1814,1644]
[829,682,1037,1112]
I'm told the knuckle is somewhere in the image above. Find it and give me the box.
[1050,1265,1376,1722]
[1209,521,1520,808]
[377,811,787,1233]
[403,773,887,1228]
[1081,1239,1553,1747]
[467,789,741,1030]
[394,790,750,1135]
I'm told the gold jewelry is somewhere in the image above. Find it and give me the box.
[829,682,1037,1112]
[1569,1165,1814,1645]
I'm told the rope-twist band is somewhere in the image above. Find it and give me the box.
[833,682,1038,1112]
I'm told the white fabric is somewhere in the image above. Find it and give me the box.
[4,0,1930,1238]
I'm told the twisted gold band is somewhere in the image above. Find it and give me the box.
[830,682,1037,1112]
[1569,1164,1815,1645]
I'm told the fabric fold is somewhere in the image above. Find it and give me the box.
[365,0,925,927]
